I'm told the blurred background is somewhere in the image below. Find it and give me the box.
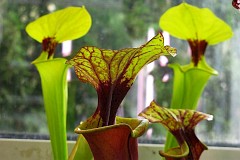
[0,0,240,147]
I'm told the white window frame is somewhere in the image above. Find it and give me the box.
[0,138,239,160]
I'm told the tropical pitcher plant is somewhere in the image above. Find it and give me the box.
[158,2,233,157]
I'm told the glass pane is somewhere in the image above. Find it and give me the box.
[0,0,239,147]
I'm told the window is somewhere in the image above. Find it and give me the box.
[0,0,239,148]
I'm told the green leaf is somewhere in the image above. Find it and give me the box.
[67,33,177,126]
[33,58,69,160]
[159,2,233,45]
[139,101,182,132]
[32,51,50,63]
[68,135,93,160]
[169,56,218,110]
[77,109,103,129]
[116,116,149,138]
[26,6,92,43]
[170,109,213,129]
[159,141,189,160]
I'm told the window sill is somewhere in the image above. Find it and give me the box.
[0,138,239,160]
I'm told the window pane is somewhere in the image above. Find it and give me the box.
[0,0,239,147]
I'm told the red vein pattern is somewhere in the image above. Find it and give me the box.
[139,101,213,160]
[67,33,176,126]
[67,33,176,89]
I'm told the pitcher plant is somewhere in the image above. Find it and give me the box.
[25,6,91,160]
[159,2,232,153]
[67,33,177,160]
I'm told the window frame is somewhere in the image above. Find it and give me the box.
[0,138,240,160]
